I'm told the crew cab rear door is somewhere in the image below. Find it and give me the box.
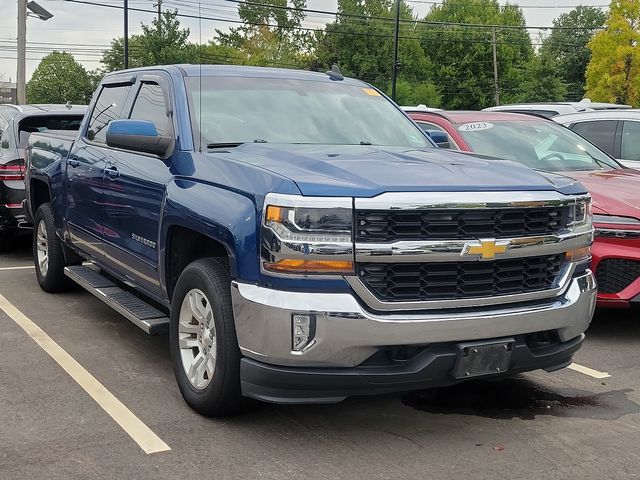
[66,78,134,260]
[99,74,175,297]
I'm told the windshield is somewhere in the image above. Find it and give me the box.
[185,77,429,149]
[456,120,620,172]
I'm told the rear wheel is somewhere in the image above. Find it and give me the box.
[33,203,77,292]
[169,258,244,416]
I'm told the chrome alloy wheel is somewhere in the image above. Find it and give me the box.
[36,219,49,277]
[178,288,217,389]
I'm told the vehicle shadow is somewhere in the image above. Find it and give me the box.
[587,307,640,341]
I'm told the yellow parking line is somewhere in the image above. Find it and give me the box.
[567,362,611,379]
[0,265,34,271]
[0,292,171,454]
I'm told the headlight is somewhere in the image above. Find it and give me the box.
[593,214,640,226]
[261,195,354,275]
[593,214,640,238]
[569,197,592,227]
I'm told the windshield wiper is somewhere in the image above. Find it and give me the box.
[359,141,372,145]
[206,139,268,150]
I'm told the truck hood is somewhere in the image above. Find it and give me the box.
[566,169,640,219]
[223,144,585,197]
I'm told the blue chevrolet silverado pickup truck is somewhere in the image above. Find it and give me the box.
[25,65,597,416]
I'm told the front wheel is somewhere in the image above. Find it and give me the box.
[169,258,244,416]
[33,203,77,292]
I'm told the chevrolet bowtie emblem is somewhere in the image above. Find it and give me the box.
[461,239,510,260]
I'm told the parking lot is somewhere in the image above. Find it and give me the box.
[0,243,639,480]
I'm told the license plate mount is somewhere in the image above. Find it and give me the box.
[452,339,514,379]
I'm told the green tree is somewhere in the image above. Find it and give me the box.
[315,0,439,99]
[26,51,93,104]
[586,0,640,106]
[216,0,313,68]
[422,0,533,109]
[516,51,567,102]
[391,79,442,107]
[540,6,606,100]
[101,11,198,71]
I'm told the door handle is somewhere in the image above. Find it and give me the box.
[103,165,119,178]
[68,157,80,167]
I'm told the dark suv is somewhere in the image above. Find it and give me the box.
[0,104,86,249]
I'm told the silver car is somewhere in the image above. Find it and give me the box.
[553,110,640,170]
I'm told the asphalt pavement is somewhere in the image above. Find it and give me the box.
[1,241,639,480]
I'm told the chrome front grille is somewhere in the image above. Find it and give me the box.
[349,191,592,311]
[355,207,572,242]
[357,254,564,302]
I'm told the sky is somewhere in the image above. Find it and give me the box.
[0,0,611,83]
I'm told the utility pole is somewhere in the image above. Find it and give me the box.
[391,0,401,102]
[154,0,162,24]
[17,0,27,104]
[492,27,500,106]
[124,0,129,69]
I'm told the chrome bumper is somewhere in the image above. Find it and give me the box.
[231,271,597,368]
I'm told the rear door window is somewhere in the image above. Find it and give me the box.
[86,84,132,144]
[571,120,617,156]
[621,121,640,161]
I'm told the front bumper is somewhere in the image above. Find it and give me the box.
[592,237,640,308]
[240,333,585,404]
[231,271,596,369]
[232,272,596,403]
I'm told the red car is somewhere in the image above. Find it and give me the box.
[407,109,640,309]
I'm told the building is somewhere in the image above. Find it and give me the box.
[0,82,17,105]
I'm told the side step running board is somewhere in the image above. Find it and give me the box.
[64,265,169,335]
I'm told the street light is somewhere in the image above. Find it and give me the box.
[17,0,54,104]
[27,1,53,20]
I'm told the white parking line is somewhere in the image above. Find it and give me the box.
[568,362,611,379]
[0,293,171,455]
[0,265,34,271]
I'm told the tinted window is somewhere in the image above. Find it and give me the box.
[416,122,458,150]
[0,116,11,150]
[0,116,8,149]
[130,82,171,137]
[87,84,132,144]
[621,121,640,161]
[571,120,617,155]
[416,121,444,132]
[186,77,429,149]
[456,120,618,172]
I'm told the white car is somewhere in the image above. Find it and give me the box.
[553,110,640,170]
[483,99,631,118]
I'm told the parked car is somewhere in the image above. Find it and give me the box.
[25,66,595,416]
[406,109,639,309]
[0,104,86,249]
[553,110,640,170]
[482,99,631,118]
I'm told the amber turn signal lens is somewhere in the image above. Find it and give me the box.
[265,205,284,223]
[566,247,591,262]
[264,259,354,274]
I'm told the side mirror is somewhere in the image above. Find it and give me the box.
[106,119,171,156]
[425,130,451,149]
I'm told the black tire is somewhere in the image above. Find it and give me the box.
[0,230,15,252]
[169,257,244,417]
[33,203,77,293]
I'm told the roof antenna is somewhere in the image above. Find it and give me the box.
[198,1,202,153]
[326,64,343,81]
[65,101,72,110]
